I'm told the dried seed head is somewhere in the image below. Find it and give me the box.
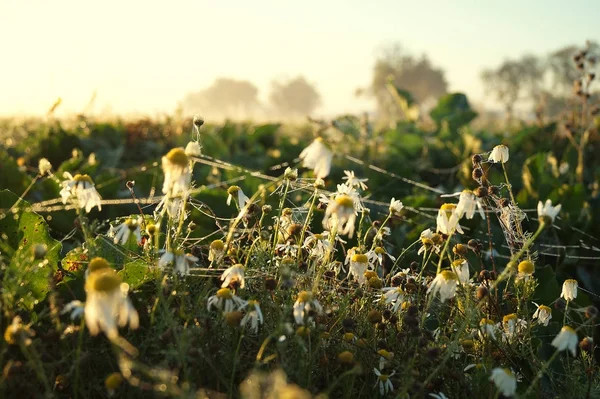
[342,318,356,331]
[224,311,243,327]
[472,168,483,180]
[367,310,382,324]
[500,198,511,208]
[476,285,489,300]
[337,351,354,364]
[472,154,483,165]
[489,185,500,196]
[579,337,594,352]
[585,305,598,319]
[475,186,488,198]
[453,244,468,257]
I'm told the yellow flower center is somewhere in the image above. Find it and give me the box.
[480,318,495,326]
[165,148,188,167]
[216,288,233,299]
[378,374,389,382]
[88,269,122,293]
[538,305,551,313]
[377,349,392,359]
[210,239,225,251]
[88,257,110,273]
[440,270,458,281]
[565,279,578,286]
[561,325,576,334]
[227,185,240,195]
[351,254,368,264]
[73,174,93,184]
[503,313,517,323]
[335,195,354,209]
[247,299,259,306]
[337,351,354,364]
[297,291,313,303]
[374,247,386,255]
[518,260,535,275]
[343,332,355,342]
[104,372,123,390]
[296,326,311,337]
[364,270,377,280]
[440,203,457,212]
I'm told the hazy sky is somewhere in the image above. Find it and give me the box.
[1,0,598,117]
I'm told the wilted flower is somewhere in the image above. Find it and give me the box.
[293,291,322,325]
[161,148,191,195]
[551,325,578,356]
[537,199,561,224]
[299,137,333,178]
[84,267,139,339]
[436,204,464,235]
[501,314,526,341]
[489,368,517,397]
[109,218,142,246]
[418,228,442,255]
[221,264,245,289]
[377,349,394,370]
[427,271,458,303]
[158,251,198,276]
[442,190,485,219]
[284,167,298,181]
[342,170,368,190]
[489,145,510,163]
[207,288,247,313]
[561,279,578,301]
[323,193,358,238]
[184,141,202,157]
[240,300,264,333]
[60,172,102,213]
[532,303,552,326]
[373,368,394,395]
[380,286,405,312]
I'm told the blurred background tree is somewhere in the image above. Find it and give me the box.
[269,76,321,118]
[365,43,448,125]
[181,77,259,119]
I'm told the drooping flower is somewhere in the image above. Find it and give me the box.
[60,172,102,213]
[537,199,561,224]
[226,185,250,209]
[501,313,526,341]
[109,218,142,246]
[479,318,497,340]
[207,288,247,313]
[489,368,517,397]
[427,271,459,303]
[84,267,139,339]
[347,253,370,285]
[551,325,578,356]
[442,190,485,219]
[451,259,470,284]
[367,247,396,269]
[373,368,395,396]
[208,239,225,265]
[322,193,358,238]
[436,204,464,235]
[158,251,198,276]
[161,147,191,195]
[299,137,333,179]
[418,228,442,255]
[220,264,246,289]
[342,170,368,191]
[380,286,405,312]
[293,291,322,325]
[240,300,264,333]
[532,303,552,326]
[488,145,510,163]
[561,279,578,301]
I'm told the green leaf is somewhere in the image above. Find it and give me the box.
[118,259,152,289]
[430,93,477,131]
[0,190,62,310]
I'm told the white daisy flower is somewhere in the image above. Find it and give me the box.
[322,194,357,238]
[436,204,464,235]
[537,199,561,224]
[220,264,245,289]
[208,239,226,265]
[226,185,250,208]
[293,291,322,325]
[161,147,192,195]
[517,260,535,281]
[84,267,139,339]
[184,141,202,157]
[418,228,441,255]
[347,253,370,285]
[429,392,449,399]
[380,286,405,312]
[427,271,458,303]
[367,247,396,268]
[451,259,470,284]
[303,233,333,259]
[109,218,142,246]
[389,197,404,215]
[342,170,368,191]
[373,368,394,396]
[500,314,526,341]
[240,300,264,333]
[60,172,102,213]
[442,190,485,219]
[489,368,517,397]
[158,251,198,276]
[479,318,497,340]
[561,279,578,301]
[532,303,552,326]
[207,288,247,313]
[551,325,578,356]
[299,137,333,179]
[488,144,509,163]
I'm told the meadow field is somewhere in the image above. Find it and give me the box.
[1,85,600,398]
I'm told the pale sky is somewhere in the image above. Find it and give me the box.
[0,0,598,117]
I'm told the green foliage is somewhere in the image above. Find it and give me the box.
[0,190,61,311]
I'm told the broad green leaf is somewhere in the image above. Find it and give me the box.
[0,190,61,310]
[118,258,152,289]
